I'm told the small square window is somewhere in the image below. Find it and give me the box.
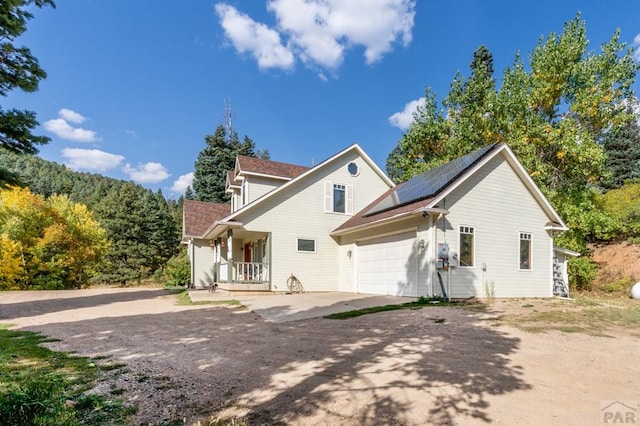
[297,238,316,253]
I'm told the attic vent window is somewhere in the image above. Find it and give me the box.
[347,162,359,176]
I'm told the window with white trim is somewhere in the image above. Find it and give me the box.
[324,181,353,214]
[459,226,474,267]
[297,238,316,253]
[519,232,532,270]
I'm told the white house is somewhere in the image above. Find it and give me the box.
[183,143,572,299]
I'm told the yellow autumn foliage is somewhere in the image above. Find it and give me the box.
[0,186,109,289]
[0,234,25,289]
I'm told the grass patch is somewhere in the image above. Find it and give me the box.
[326,296,451,319]
[0,327,135,425]
[501,296,640,335]
[175,290,241,306]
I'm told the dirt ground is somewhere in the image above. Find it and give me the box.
[0,288,638,425]
[592,240,640,286]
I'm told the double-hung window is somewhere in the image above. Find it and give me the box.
[459,226,474,267]
[519,232,532,270]
[325,182,353,214]
[333,184,346,213]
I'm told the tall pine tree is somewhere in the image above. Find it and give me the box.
[192,125,260,203]
[602,104,640,189]
[94,185,153,286]
[0,0,55,186]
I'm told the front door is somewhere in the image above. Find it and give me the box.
[244,243,252,262]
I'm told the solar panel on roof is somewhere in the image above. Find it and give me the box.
[365,143,498,216]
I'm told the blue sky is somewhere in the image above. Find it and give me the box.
[6,1,640,197]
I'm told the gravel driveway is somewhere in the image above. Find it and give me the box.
[0,288,638,425]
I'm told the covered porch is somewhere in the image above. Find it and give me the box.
[210,226,271,291]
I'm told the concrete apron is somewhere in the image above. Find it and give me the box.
[188,290,416,323]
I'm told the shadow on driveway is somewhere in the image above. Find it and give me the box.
[0,288,175,320]
[190,290,418,322]
[3,289,529,424]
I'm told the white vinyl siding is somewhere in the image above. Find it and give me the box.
[324,181,353,215]
[189,238,215,289]
[241,180,247,207]
[245,176,282,204]
[234,149,392,292]
[435,154,553,298]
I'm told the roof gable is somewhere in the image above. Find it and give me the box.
[365,143,498,216]
[183,199,231,238]
[219,144,394,224]
[333,143,567,235]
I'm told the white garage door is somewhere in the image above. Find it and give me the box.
[357,231,418,297]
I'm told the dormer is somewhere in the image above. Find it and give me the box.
[229,155,310,212]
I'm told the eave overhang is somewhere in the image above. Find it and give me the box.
[202,220,243,240]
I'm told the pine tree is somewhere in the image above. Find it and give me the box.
[94,185,151,286]
[184,186,194,200]
[602,105,640,189]
[143,189,179,271]
[192,125,260,203]
[0,0,55,186]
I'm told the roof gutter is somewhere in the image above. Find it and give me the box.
[553,246,580,257]
[545,222,568,233]
[331,207,449,237]
[414,207,450,217]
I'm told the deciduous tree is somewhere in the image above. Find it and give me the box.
[0,186,107,289]
[387,14,639,256]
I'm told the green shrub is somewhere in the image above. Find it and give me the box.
[603,277,633,293]
[568,256,597,291]
[156,249,190,288]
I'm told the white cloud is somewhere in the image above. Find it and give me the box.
[388,97,425,130]
[43,109,99,142]
[171,172,194,193]
[123,162,170,184]
[61,148,125,171]
[216,0,415,72]
[634,33,640,62]
[58,108,86,124]
[215,3,295,70]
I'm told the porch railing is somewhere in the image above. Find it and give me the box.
[234,262,269,283]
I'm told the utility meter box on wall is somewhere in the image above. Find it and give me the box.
[437,243,449,259]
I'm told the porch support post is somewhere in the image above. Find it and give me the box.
[214,238,220,283]
[267,232,272,289]
[227,229,233,283]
